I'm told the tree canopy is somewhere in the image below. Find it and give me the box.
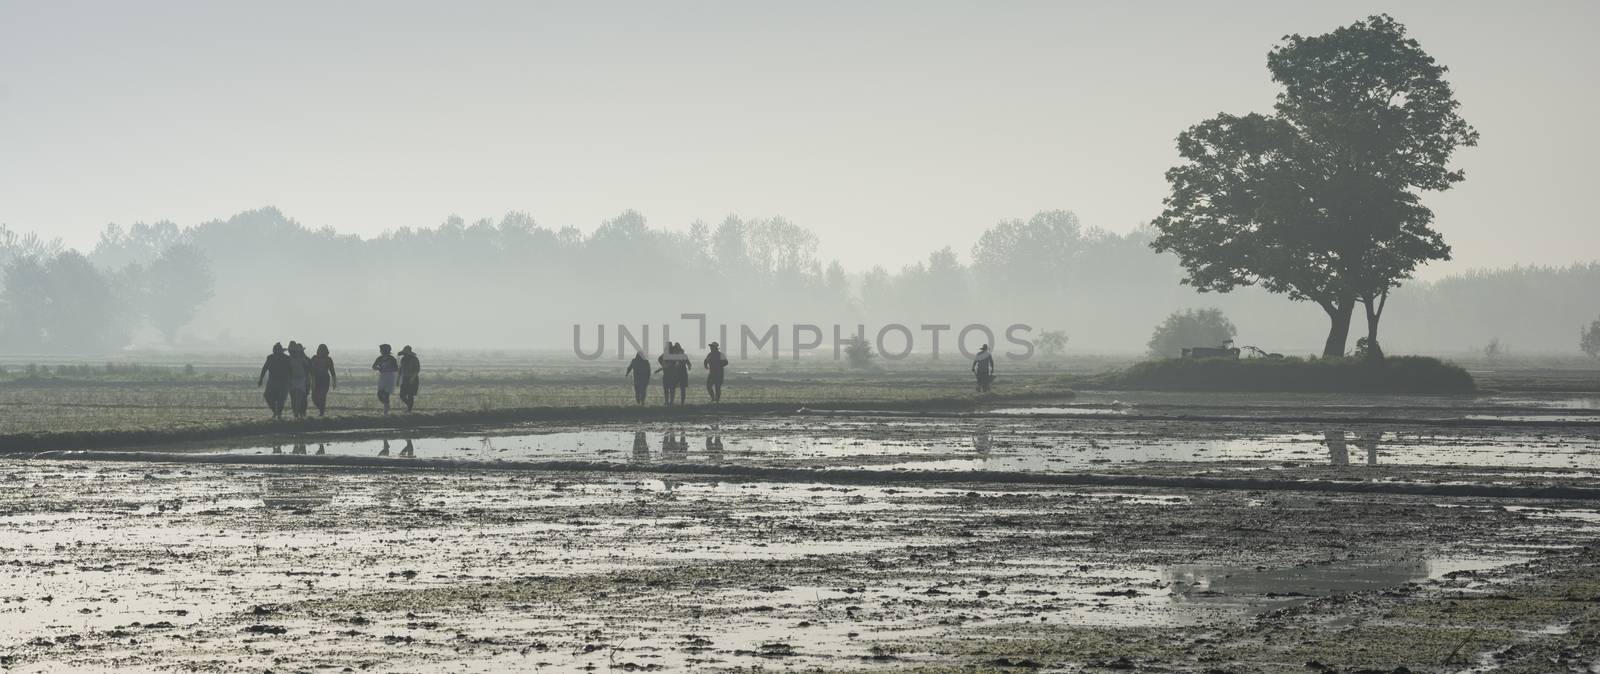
[1151,14,1476,357]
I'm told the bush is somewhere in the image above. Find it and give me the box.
[1147,308,1237,358]
[1097,355,1474,393]
[844,339,876,370]
[1582,317,1600,360]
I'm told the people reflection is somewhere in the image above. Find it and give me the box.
[400,438,415,458]
[973,426,994,455]
[1359,430,1383,466]
[662,430,689,461]
[1325,430,1348,466]
[632,431,650,462]
[704,434,724,463]
[379,439,391,457]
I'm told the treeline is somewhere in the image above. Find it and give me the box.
[0,226,213,352]
[1,208,1596,355]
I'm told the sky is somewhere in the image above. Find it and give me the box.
[1,0,1594,277]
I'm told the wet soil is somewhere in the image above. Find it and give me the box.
[3,389,1599,671]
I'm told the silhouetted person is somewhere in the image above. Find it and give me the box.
[972,344,995,392]
[310,344,338,416]
[372,344,399,414]
[626,351,652,404]
[257,342,292,419]
[704,341,729,402]
[398,345,421,412]
[657,344,691,405]
[287,341,313,419]
[671,343,691,403]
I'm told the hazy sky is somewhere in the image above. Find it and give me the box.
[1,1,1594,276]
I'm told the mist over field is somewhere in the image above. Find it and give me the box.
[2,208,1596,357]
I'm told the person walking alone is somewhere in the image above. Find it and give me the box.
[310,344,338,416]
[626,351,652,404]
[257,342,292,419]
[972,344,996,393]
[397,345,421,413]
[372,344,399,414]
[703,341,729,402]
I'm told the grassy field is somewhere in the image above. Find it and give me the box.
[0,351,1095,436]
[1,349,1592,437]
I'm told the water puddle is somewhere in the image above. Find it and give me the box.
[1166,552,1528,613]
[42,421,1600,475]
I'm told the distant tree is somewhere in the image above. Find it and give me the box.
[0,256,49,350]
[0,225,63,297]
[971,210,1083,290]
[1038,330,1069,358]
[90,220,184,269]
[844,338,876,369]
[1151,15,1477,358]
[1483,337,1507,361]
[1,252,128,353]
[1581,318,1600,359]
[1148,309,1237,359]
[143,244,215,344]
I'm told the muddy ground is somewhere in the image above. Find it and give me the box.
[2,388,1599,672]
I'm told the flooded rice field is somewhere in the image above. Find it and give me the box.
[4,390,1600,671]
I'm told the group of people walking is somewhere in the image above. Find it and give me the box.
[258,342,420,419]
[626,341,730,405]
[258,339,992,418]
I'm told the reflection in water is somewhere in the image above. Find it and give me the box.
[400,438,415,458]
[378,439,391,457]
[1167,555,1428,610]
[292,442,308,455]
[261,476,332,510]
[1325,431,1348,466]
[661,430,689,461]
[272,444,283,455]
[1359,430,1382,466]
[1325,430,1384,467]
[315,443,326,456]
[704,435,724,463]
[973,426,993,455]
[632,431,650,462]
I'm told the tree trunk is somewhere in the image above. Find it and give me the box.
[1360,292,1388,361]
[1321,298,1356,358]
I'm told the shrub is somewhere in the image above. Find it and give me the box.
[1582,317,1600,360]
[1038,330,1069,358]
[1148,308,1237,358]
[844,339,876,369]
[1098,355,1474,393]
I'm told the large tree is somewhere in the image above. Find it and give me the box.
[143,244,215,344]
[1151,15,1476,357]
